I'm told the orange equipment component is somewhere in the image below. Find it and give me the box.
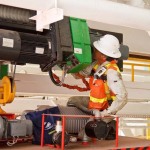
[0,113,16,119]
[0,76,16,105]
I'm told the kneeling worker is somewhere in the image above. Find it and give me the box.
[68,34,128,140]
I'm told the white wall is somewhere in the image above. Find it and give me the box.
[13,73,150,101]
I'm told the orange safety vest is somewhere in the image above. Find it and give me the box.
[88,61,120,110]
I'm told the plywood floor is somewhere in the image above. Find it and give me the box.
[0,136,150,150]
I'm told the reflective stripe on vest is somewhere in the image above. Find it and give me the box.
[93,64,99,70]
[88,101,108,110]
[90,96,107,103]
[104,62,120,101]
[105,61,120,73]
[89,77,108,110]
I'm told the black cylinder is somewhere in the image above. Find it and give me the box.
[85,120,108,140]
[0,5,35,24]
[0,29,21,62]
[0,29,53,65]
[52,132,70,146]
[18,32,52,64]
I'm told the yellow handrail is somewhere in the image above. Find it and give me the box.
[123,61,150,139]
[123,62,150,82]
[128,57,150,63]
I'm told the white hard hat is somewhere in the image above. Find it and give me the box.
[93,34,121,58]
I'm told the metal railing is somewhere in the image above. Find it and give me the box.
[118,114,150,140]
[123,62,150,82]
[40,114,119,150]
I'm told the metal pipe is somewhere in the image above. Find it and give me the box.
[116,117,119,147]
[61,116,65,150]
[41,114,45,147]
[58,0,150,31]
[123,62,150,82]
[1,0,150,30]
[0,5,35,23]
[146,118,150,140]
[124,62,150,67]
[131,64,134,82]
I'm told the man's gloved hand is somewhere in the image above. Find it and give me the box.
[101,109,111,117]
[92,109,101,118]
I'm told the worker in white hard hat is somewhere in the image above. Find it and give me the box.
[68,34,127,124]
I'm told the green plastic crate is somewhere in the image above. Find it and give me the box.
[68,17,92,73]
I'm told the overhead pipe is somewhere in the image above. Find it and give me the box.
[126,0,145,8]
[57,0,150,31]
[1,0,150,31]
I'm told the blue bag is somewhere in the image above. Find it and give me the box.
[25,106,60,145]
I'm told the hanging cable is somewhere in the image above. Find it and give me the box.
[48,62,90,91]
[7,136,19,146]
[51,72,90,92]
[10,63,17,92]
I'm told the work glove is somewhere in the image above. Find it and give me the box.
[92,109,101,119]
[100,109,111,117]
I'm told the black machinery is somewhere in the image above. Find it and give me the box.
[0,5,129,147]
[0,4,129,86]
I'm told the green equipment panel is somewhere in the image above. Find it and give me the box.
[0,65,8,79]
[67,17,92,73]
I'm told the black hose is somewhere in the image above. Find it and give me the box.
[49,69,61,86]
[48,61,64,86]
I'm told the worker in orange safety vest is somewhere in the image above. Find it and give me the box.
[88,60,120,111]
[68,34,128,120]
